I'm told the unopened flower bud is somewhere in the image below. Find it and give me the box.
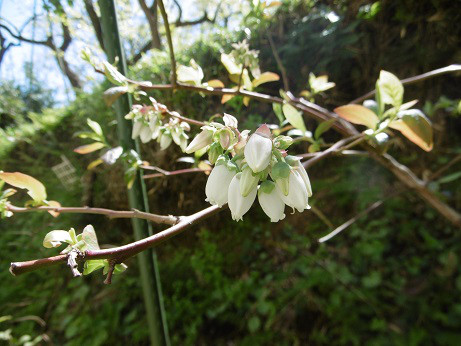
[239,166,259,197]
[208,142,223,164]
[244,133,273,173]
[185,129,213,154]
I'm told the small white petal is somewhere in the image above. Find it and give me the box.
[131,121,143,139]
[294,159,312,197]
[244,133,273,173]
[140,126,153,143]
[185,129,213,154]
[276,171,309,213]
[228,174,257,221]
[205,165,236,207]
[258,187,285,222]
[159,134,172,150]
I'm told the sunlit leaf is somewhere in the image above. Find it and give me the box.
[221,94,235,104]
[376,70,403,108]
[252,72,280,88]
[43,230,72,248]
[0,172,47,202]
[103,86,128,106]
[389,109,433,151]
[205,79,225,88]
[47,200,61,218]
[282,103,307,132]
[74,142,106,154]
[243,96,250,107]
[83,259,106,275]
[177,59,204,86]
[334,104,379,129]
[102,61,127,86]
[87,119,103,136]
[221,53,241,75]
[82,224,100,251]
[309,73,336,93]
[87,159,104,170]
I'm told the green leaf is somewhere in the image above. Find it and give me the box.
[252,72,280,88]
[282,103,307,132]
[389,109,433,151]
[248,316,261,333]
[83,259,106,275]
[438,171,461,184]
[334,104,379,129]
[43,230,73,248]
[102,61,127,86]
[271,161,291,181]
[273,103,284,125]
[87,118,103,136]
[259,180,276,194]
[103,86,129,106]
[0,172,47,202]
[376,70,403,108]
[314,119,336,139]
[82,224,100,250]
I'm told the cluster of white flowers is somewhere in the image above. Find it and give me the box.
[125,98,190,151]
[185,114,312,222]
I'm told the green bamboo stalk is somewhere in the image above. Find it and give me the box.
[97,1,170,344]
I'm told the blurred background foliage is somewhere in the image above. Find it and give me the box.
[1,0,461,344]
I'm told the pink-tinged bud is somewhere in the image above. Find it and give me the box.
[244,133,273,173]
[255,124,272,137]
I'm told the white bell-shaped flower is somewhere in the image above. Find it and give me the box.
[244,133,273,173]
[258,182,285,222]
[159,132,172,150]
[277,170,310,213]
[140,126,153,143]
[228,173,257,221]
[185,129,213,154]
[131,121,143,139]
[292,158,312,197]
[205,164,236,207]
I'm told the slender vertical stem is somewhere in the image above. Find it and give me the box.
[98,1,170,345]
[157,0,176,85]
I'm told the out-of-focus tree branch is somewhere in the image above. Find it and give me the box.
[83,0,105,51]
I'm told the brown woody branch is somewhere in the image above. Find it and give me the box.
[6,204,179,225]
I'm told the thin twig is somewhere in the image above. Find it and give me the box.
[142,167,210,180]
[318,190,404,243]
[267,33,289,90]
[6,204,179,225]
[157,0,177,85]
[350,64,461,104]
[428,154,461,182]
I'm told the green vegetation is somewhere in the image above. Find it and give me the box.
[1,0,461,345]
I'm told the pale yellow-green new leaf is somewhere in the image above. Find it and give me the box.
[74,142,106,154]
[43,230,72,248]
[334,104,379,129]
[252,72,280,88]
[376,70,403,108]
[0,172,47,202]
[389,109,433,152]
[221,53,241,75]
[282,103,307,132]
